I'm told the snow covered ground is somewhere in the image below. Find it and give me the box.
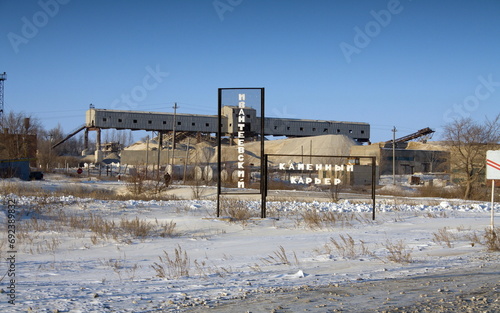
[0,175,498,312]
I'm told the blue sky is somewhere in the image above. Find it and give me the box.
[1,0,500,143]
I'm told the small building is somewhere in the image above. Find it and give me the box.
[0,158,31,180]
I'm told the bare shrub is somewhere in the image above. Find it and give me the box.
[151,245,190,279]
[465,231,482,247]
[144,177,170,197]
[384,239,413,263]
[126,168,170,197]
[484,227,500,251]
[220,198,254,221]
[156,219,178,237]
[328,179,346,202]
[189,179,207,200]
[432,227,456,248]
[120,217,153,238]
[417,185,462,199]
[126,170,147,195]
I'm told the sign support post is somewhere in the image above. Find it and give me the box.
[492,179,495,230]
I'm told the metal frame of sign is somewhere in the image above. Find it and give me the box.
[262,154,377,220]
[217,87,265,217]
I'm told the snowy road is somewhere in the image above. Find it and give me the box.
[185,256,500,312]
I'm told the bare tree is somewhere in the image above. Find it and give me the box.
[443,114,500,199]
[1,111,42,135]
[103,129,134,147]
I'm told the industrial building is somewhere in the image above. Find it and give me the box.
[84,106,370,142]
[50,106,370,163]
[351,143,450,175]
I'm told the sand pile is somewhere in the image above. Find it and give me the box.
[211,134,357,165]
[123,134,358,166]
[406,141,449,151]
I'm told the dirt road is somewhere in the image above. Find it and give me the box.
[184,256,499,313]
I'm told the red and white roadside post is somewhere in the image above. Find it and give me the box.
[486,150,500,230]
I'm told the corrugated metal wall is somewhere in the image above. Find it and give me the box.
[86,108,370,142]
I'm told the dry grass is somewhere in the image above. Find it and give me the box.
[313,233,379,262]
[299,210,359,229]
[151,245,190,279]
[326,234,371,260]
[14,205,178,252]
[484,227,500,251]
[424,211,449,218]
[156,219,178,238]
[120,217,154,238]
[261,246,299,267]
[0,180,177,201]
[193,259,233,278]
[416,185,463,199]
[432,227,456,248]
[384,239,413,263]
[432,226,500,251]
[187,179,208,200]
[2,183,182,256]
[219,198,255,222]
[464,230,482,247]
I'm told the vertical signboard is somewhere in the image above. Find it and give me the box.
[262,154,377,220]
[486,150,500,229]
[217,88,265,216]
[486,150,500,180]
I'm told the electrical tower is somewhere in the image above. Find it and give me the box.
[0,72,6,127]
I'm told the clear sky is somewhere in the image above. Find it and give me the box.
[1,0,500,143]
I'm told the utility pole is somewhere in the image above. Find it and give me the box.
[392,126,397,185]
[48,134,53,171]
[0,72,6,128]
[157,131,162,179]
[171,103,178,173]
[145,135,150,178]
